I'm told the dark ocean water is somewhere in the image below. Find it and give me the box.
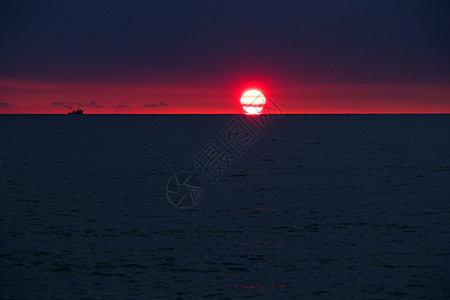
[1,115,449,299]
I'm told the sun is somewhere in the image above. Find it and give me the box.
[240,90,266,115]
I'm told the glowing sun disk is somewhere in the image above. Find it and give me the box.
[240,90,266,115]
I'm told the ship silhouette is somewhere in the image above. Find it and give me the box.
[68,108,84,114]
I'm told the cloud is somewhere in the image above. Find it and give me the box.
[113,104,129,108]
[0,102,11,107]
[52,101,72,108]
[85,101,102,108]
[52,101,71,107]
[51,101,102,108]
[141,101,168,108]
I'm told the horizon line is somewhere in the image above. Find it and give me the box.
[1,113,449,115]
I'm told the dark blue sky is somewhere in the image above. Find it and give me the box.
[1,0,449,84]
[1,0,449,114]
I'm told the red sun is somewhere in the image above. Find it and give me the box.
[240,90,266,115]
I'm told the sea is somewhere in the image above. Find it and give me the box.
[1,115,449,299]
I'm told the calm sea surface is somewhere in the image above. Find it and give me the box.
[1,115,449,299]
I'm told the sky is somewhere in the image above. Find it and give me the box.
[0,0,449,114]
